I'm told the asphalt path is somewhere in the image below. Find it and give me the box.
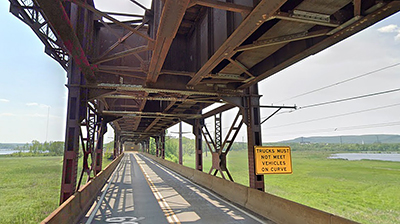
[80,152,273,224]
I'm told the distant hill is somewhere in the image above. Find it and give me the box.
[280,134,400,144]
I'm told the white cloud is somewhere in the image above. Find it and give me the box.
[378,24,400,41]
[378,24,399,33]
[26,102,39,106]
[0,99,9,103]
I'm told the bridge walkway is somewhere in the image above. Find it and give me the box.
[80,152,272,224]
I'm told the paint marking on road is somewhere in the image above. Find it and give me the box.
[85,155,126,224]
[133,153,181,224]
[139,154,268,224]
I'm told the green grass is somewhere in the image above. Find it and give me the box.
[0,155,113,224]
[182,150,400,224]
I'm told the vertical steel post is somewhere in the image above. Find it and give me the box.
[215,113,222,150]
[155,136,160,157]
[94,119,106,175]
[161,131,165,159]
[60,60,86,204]
[119,139,123,155]
[244,84,264,191]
[146,139,150,153]
[114,131,120,158]
[179,122,183,164]
[59,2,91,205]
[193,118,203,171]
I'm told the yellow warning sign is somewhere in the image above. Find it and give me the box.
[254,146,292,175]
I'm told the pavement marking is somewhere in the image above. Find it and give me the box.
[85,155,126,224]
[133,153,181,224]
[139,154,268,224]
[105,216,145,223]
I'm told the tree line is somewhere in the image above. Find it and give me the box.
[9,137,400,158]
[11,140,64,156]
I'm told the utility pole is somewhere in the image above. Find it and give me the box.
[179,122,182,165]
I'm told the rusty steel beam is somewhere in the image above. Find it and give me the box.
[187,0,288,86]
[98,70,146,80]
[239,1,400,89]
[244,84,264,191]
[147,0,191,83]
[9,0,69,70]
[91,83,232,96]
[67,0,154,43]
[201,104,235,119]
[354,0,362,16]
[102,110,199,118]
[97,65,144,72]
[190,0,253,14]
[272,11,340,27]
[35,0,96,82]
[235,29,330,52]
[193,118,203,171]
[93,45,150,64]
[132,92,148,132]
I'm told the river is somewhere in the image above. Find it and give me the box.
[328,153,400,162]
[0,149,28,155]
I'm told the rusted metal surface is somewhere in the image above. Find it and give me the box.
[10,0,400,199]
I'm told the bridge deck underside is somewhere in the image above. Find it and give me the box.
[11,0,399,143]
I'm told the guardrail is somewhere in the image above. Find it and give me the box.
[143,153,359,224]
[41,153,124,224]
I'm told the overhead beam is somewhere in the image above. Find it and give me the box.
[272,11,340,27]
[187,0,288,86]
[102,111,199,118]
[201,104,235,119]
[190,0,252,14]
[35,0,96,82]
[89,83,237,96]
[67,0,154,42]
[92,45,150,64]
[235,29,329,52]
[97,65,143,72]
[354,0,362,16]
[147,0,191,83]
[238,1,400,89]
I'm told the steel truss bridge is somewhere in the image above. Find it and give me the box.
[8,0,400,219]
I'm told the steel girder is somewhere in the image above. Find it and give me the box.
[10,0,400,197]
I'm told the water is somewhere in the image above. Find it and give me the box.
[329,153,400,162]
[0,149,27,155]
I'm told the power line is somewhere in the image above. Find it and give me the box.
[274,62,400,103]
[299,87,400,109]
[266,103,400,129]
[265,121,400,137]
[260,88,400,122]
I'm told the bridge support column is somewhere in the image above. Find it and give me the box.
[146,139,150,153]
[193,118,203,171]
[154,136,159,157]
[244,84,264,191]
[94,119,106,175]
[60,61,87,204]
[114,132,121,158]
[160,131,165,159]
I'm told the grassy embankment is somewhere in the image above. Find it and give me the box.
[182,150,400,224]
[0,155,113,224]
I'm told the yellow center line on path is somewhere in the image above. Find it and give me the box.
[133,153,181,224]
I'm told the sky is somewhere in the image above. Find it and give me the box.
[0,1,400,144]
